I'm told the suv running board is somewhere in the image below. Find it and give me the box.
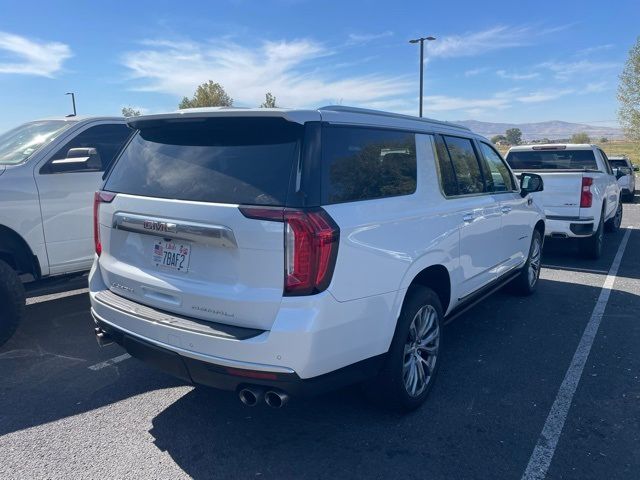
[444,270,521,324]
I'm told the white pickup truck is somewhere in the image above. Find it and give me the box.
[505,144,622,259]
[0,117,131,345]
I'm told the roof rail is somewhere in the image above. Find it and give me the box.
[318,105,471,131]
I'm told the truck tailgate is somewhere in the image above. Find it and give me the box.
[516,171,583,218]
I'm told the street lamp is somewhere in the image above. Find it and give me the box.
[409,36,436,117]
[65,92,77,117]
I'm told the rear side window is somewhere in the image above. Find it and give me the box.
[434,135,458,196]
[321,126,417,204]
[479,142,515,192]
[105,118,302,206]
[442,135,485,195]
[506,150,598,170]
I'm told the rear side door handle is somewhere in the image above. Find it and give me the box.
[501,206,512,214]
[463,213,474,223]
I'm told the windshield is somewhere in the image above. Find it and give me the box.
[0,120,74,165]
[105,117,302,206]
[506,149,598,170]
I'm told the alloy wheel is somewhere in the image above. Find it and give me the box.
[403,305,440,397]
[528,235,542,287]
[614,203,622,229]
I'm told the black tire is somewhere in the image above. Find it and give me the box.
[365,286,443,412]
[0,259,25,347]
[579,214,604,259]
[605,201,623,233]
[510,229,543,296]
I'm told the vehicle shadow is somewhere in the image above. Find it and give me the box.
[0,293,183,437]
[147,273,640,479]
[542,227,638,280]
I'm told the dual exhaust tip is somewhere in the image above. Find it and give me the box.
[238,386,289,408]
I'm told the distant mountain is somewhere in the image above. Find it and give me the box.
[455,120,623,141]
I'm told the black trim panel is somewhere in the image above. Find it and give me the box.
[547,215,594,221]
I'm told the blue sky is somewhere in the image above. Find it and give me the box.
[0,0,638,132]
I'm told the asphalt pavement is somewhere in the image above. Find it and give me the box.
[1,203,638,480]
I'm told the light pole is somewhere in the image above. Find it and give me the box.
[65,92,77,117]
[409,36,436,117]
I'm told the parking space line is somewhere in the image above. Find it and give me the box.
[521,227,633,480]
[26,288,89,305]
[88,353,132,371]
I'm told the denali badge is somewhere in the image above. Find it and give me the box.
[111,282,134,293]
[143,220,177,233]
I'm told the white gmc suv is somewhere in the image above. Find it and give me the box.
[506,144,622,259]
[90,106,545,411]
[0,117,131,345]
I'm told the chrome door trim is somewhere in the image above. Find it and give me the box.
[112,212,238,248]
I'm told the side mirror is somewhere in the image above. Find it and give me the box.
[634,165,639,172]
[49,147,102,173]
[520,172,544,197]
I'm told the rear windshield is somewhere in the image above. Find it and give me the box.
[609,159,628,168]
[506,149,598,170]
[105,117,302,206]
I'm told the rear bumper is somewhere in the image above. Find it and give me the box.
[88,260,398,393]
[93,315,384,397]
[545,217,595,238]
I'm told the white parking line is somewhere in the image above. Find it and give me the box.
[88,353,132,371]
[26,288,89,305]
[521,227,633,480]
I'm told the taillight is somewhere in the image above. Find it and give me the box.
[239,206,340,296]
[94,191,116,256]
[580,177,593,208]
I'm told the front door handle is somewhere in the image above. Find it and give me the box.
[463,213,474,223]
[501,206,512,214]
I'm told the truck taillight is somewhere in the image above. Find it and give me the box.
[94,191,116,256]
[239,206,340,296]
[580,177,593,208]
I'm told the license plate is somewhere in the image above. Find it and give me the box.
[152,240,191,272]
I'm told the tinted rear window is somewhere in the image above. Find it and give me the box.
[506,150,598,170]
[321,126,417,204]
[609,159,628,168]
[105,118,302,205]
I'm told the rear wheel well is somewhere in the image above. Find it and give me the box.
[408,265,451,313]
[0,225,40,279]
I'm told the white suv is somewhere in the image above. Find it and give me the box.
[89,106,545,411]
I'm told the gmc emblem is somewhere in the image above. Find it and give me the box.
[143,220,176,233]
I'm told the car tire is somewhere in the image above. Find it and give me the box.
[0,259,25,347]
[509,229,543,296]
[364,286,443,412]
[605,202,623,233]
[579,213,604,259]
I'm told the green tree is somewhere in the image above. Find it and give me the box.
[490,134,507,144]
[179,81,233,109]
[600,136,609,143]
[618,36,640,141]
[571,132,591,144]
[505,128,523,145]
[121,106,141,117]
[260,92,277,108]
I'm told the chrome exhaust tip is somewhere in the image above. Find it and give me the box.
[264,390,289,408]
[238,386,264,407]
